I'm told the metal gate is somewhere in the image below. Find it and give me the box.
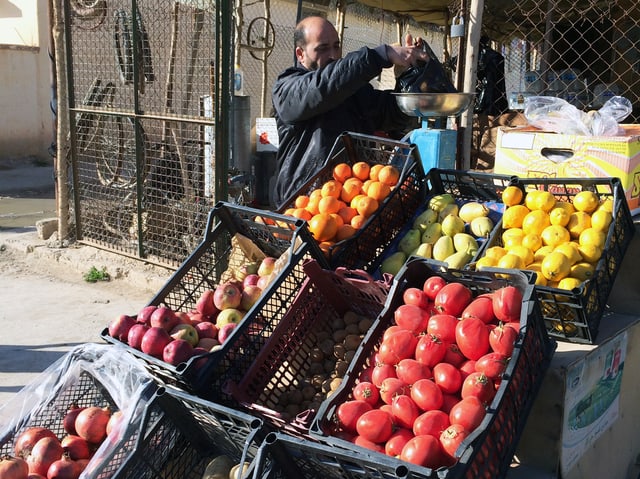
[60,0,233,267]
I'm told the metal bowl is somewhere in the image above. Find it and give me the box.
[393,92,475,118]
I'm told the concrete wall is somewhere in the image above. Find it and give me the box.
[0,0,54,162]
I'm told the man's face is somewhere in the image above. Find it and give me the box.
[296,21,342,70]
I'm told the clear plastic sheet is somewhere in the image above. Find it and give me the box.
[524,95,633,136]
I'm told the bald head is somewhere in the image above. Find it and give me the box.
[294,16,341,70]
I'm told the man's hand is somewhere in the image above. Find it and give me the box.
[387,34,429,68]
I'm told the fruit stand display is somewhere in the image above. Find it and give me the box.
[100,201,326,397]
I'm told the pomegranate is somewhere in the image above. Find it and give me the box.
[47,453,79,479]
[75,406,111,444]
[0,455,29,478]
[106,410,124,436]
[62,405,86,436]
[14,427,57,458]
[60,436,90,460]
[25,436,63,477]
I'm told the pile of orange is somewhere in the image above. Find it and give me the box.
[283,161,401,256]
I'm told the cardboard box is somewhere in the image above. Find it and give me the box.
[494,125,640,215]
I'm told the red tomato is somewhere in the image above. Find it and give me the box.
[441,393,461,414]
[410,378,443,412]
[440,423,470,462]
[503,321,521,334]
[414,334,448,367]
[391,394,421,430]
[449,396,486,431]
[458,360,477,381]
[434,282,473,317]
[443,343,466,367]
[371,363,397,388]
[385,428,414,457]
[393,304,430,334]
[455,317,490,360]
[353,435,385,453]
[336,400,372,433]
[475,352,508,379]
[356,409,394,443]
[492,286,523,323]
[461,372,496,406]
[426,314,458,343]
[402,287,431,310]
[396,358,432,384]
[400,434,444,469]
[412,409,450,437]
[488,323,519,357]
[382,325,405,341]
[378,329,418,365]
[352,381,380,406]
[380,377,409,404]
[432,362,462,395]
[423,276,446,300]
[461,295,496,324]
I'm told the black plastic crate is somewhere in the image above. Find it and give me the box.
[476,177,635,344]
[277,132,426,272]
[224,259,391,438]
[101,201,326,396]
[308,258,555,479]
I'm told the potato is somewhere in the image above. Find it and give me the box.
[345,323,361,335]
[319,338,334,356]
[333,343,346,360]
[330,377,342,391]
[344,349,356,363]
[334,360,348,377]
[323,359,337,373]
[309,347,324,363]
[331,316,346,330]
[301,385,316,401]
[332,329,348,343]
[308,362,325,375]
[315,330,331,343]
[343,334,363,351]
[358,318,374,333]
[343,310,360,325]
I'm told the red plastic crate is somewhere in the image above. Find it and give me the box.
[224,259,391,437]
[309,258,555,479]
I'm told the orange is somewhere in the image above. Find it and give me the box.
[321,180,342,198]
[318,241,335,258]
[283,208,296,217]
[318,195,342,214]
[352,161,371,181]
[351,214,367,229]
[378,165,400,186]
[332,163,352,183]
[335,224,357,241]
[369,164,384,182]
[501,186,524,207]
[350,193,367,209]
[295,195,310,209]
[361,179,374,196]
[305,196,321,216]
[341,179,363,203]
[309,188,323,200]
[337,206,357,225]
[292,207,312,221]
[330,212,345,227]
[354,196,379,217]
[366,181,392,201]
[308,213,339,243]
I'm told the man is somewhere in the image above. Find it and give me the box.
[271,16,429,208]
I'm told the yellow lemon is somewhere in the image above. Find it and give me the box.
[521,233,543,252]
[502,228,525,245]
[475,255,498,271]
[498,253,526,270]
[533,245,555,263]
[597,198,614,213]
[555,201,576,215]
[549,207,571,227]
[503,235,524,250]
[573,191,600,213]
[570,262,596,282]
[566,211,592,239]
[579,227,606,249]
[502,205,530,229]
[553,242,582,265]
[541,251,572,281]
[541,225,571,248]
[484,245,508,261]
[502,185,524,207]
[508,245,535,266]
[590,209,613,232]
[522,210,551,236]
[557,277,583,291]
[533,273,548,286]
[524,190,541,211]
[577,243,603,263]
[531,191,557,212]
[525,263,547,286]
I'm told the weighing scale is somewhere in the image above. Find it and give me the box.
[394,92,475,172]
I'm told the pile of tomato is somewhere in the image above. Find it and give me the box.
[329,276,524,471]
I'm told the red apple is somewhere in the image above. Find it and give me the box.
[215,308,245,328]
[257,275,272,291]
[170,323,199,347]
[187,311,207,325]
[213,282,242,310]
[108,314,136,342]
[192,347,211,369]
[175,311,191,324]
[141,327,172,358]
[196,290,219,317]
[163,339,194,366]
[137,305,157,325]
[127,323,149,350]
[194,321,219,339]
[217,323,237,343]
[258,257,276,277]
[240,285,263,311]
[197,337,220,350]
[243,273,260,288]
[150,307,180,332]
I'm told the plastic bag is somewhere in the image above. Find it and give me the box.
[395,42,457,94]
[524,95,632,136]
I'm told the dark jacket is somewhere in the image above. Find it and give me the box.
[271,46,414,208]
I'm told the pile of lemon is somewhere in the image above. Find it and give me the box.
[476,185,614,290]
